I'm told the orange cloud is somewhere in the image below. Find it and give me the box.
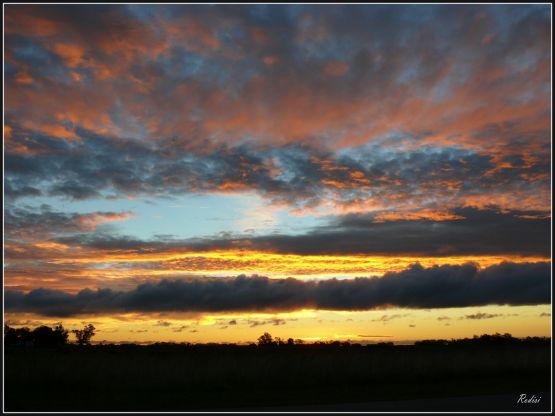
[249,26,269,44]
[374,209,466,222]
[36,123,78,141]
[263,56,278,66]
[5,4,549,163]
[53,42,114,80]
[77,212,135,231]
[15,72,33,85]
[323,60,349,77]
[4,7,63,37]
[4,244,550,294]
[54,43,86,67]
[165,16,220,53]
[4,124,13,139]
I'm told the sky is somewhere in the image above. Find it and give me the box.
[3,4,552,344]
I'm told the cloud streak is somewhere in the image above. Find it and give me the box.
[56,207,550,257]
[5,262,550,317]
[4,131,550,214]
[5,205,133,241]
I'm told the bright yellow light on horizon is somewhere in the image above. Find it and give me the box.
[43,249,549,280]
[5,305,551,344]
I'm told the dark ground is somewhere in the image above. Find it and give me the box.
[4,341,551,412]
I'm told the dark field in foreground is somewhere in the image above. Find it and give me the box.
[4,340,551,412]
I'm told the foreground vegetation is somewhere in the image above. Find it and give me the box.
[4,328,550,411]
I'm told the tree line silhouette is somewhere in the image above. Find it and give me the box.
[4,324,549,349]
[4,323,95,347]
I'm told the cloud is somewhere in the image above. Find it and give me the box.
[3,206,548,296]
[4,5,550,215]
[248,318,287,327]
[3,5,550,303]
[4,127,550,214]
[154,320,172,327]
[5,205,133,241]
[245,206,550,256]
[4,319,44,327]
[462,312,500,320]
[172,325,189,332]
[5,261,550,317]
[58,207,549,257]
[357,334,393,338]
[371,314,410,322]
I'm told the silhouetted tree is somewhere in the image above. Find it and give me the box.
[257,332,275,346]
[4,325,16,345]
[4,325,32,346]
[72,324,96,346]
[53,323,69,344]
[274,336,286,346]
[32,326,54,346]
[32,324,69,347]
[375,342,394,347]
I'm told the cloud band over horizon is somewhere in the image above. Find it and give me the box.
[5,262,550,317]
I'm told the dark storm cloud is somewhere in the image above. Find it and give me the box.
[309,207,550,256]
[5,262,550,317]
[244,207,550,256]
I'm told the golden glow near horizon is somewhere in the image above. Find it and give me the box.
[9,245,550,284]
[5,245,551,342]
[5,305,551,344]
[44,249,549,271]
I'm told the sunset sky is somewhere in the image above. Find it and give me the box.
[3,4,551,344]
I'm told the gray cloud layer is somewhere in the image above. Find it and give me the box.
[55,207,550,257]
[5,262,550,316]
[4,204,132,241]
[5,132,550,213]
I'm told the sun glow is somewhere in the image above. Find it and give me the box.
[44,249,549,279]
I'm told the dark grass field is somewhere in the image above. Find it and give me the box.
[4,341,551,412]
